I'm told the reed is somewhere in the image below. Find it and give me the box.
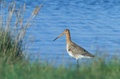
[0,1,43,63]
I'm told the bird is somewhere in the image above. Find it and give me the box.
[53,29,94,68]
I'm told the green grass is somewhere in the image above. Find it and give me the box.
[0,58,120,79]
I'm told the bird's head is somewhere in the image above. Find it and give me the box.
[53,29,69,41]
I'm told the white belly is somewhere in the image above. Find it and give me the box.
[77,55,92,59]
[67,50,74,57]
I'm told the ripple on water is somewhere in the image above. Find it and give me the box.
[4,0,120,65]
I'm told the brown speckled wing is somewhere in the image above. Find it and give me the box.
[68,42,94,57]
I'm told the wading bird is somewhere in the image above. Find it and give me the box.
[53,29,94,68]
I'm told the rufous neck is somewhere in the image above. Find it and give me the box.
[66,32,71,44]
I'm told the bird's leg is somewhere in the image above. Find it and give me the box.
[77,59,79,69]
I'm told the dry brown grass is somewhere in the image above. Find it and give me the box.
[0,0,44,63]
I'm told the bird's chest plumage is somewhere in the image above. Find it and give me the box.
[66,44,74,57]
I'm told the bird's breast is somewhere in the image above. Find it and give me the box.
[66,45,74,57]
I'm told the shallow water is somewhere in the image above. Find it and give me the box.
[3,0,120,65]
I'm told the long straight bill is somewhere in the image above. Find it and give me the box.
[53,32,65,41]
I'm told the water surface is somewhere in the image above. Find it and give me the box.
[4,0,120,65]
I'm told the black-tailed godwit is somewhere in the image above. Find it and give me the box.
[53,29,94,67]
